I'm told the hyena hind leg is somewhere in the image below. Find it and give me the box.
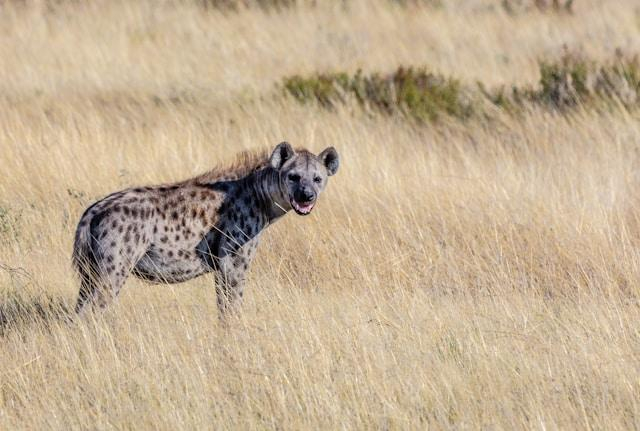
[74,255,130,314]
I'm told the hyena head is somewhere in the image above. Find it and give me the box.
[269,142,340,215]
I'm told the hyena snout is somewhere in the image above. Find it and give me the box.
[294,188,316,204]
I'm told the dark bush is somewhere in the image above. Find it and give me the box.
[283,67,473,122]
[538,54,591,107]
[518,52,640,109]
[283,53,640,122]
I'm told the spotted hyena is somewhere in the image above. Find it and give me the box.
[72,142,339,315]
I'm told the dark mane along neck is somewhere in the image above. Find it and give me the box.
[193,149,271,184]
[201,165,289,225]
[242,166,289,223]
[191,146,308,185]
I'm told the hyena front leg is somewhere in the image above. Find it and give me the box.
[215,238,258,317]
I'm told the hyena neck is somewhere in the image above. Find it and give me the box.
[244,167,290,224]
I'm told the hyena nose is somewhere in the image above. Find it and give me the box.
[296,189,316,203]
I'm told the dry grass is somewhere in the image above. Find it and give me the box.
[2,0,640,429]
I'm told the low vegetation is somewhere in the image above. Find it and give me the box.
[496,51,640,109]
[202,0,572,13]
[283,68,472,122]
[502,0,575,14]
[284,52,640,122]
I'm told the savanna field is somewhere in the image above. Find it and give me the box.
[2,0,640,428]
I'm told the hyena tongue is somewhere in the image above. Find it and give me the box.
[293,201,314,214]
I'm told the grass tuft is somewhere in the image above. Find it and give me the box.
[0,291,71,335]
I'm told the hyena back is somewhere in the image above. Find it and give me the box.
[72,142,339,315]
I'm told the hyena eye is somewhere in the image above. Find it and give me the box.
[313,176,322,183]
[288,174,300,182]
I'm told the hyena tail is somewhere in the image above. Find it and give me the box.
[72,202,104,313]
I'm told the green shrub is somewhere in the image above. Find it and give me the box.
[283,73,351,108]
[538,53,592,107]
[490,52,640,110]
[283,53,640,122]
[283,67,472,122]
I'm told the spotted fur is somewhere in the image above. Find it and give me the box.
[72,142,339,316]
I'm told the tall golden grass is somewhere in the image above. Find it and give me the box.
[2,0,640,428]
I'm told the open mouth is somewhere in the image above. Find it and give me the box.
[291,199,315,215]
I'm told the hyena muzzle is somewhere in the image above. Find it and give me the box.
[72,142,339,316]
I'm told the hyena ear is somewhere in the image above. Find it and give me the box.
[270,141,295,170]
[319,147,339,176]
